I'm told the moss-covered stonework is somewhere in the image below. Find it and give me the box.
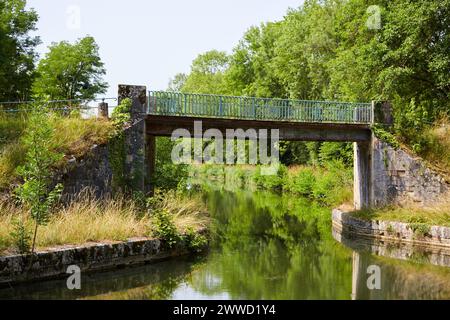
[332,208,450,250]
[0,236,197,286]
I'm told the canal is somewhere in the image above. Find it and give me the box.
[1,190,449,300]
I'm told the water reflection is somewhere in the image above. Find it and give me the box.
[0,190,449,300]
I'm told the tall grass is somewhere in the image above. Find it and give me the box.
[0,113,113,190]
[417,117,450,177]
[352,195,450,227]
[0,190,209,255]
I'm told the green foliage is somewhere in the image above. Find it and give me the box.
[252,165,287,191]
[152,209,181,248]
[111,98,132,126]
[408,216,431,238]
[409,223,431,238]
[109,98,131,191]
[318,142,353,166]
[168,73,187,92]
[372,124,400,149]
[174,0,450,165]
[183,227,208,253]
[0,0,40,101]
[286,168,316,197]
[181,50,230,94]
[14,108,64,253]
[32,36,107,100]
[153,137,189,190]
[10,216,32,254]
[192,162,352,206]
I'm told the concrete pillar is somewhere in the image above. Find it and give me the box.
[354,141,371,210]
[351,251,360,300]
[98,102,109,118]
[118,84,147,193]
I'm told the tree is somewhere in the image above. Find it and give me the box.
[0,0,40,101]
[15,108,63,254]
[225,23,286,98]
[182,50,229,94]
[33,36,108,100]
[168,73,187,91]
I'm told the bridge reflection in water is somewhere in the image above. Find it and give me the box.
[334,229,450,300]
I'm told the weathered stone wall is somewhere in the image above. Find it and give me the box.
[118,84,148,193]
[0,237,192,286]
[55,85,150,199]
[332,208,450,250]
[56,144,113,199]
[371,136,449,207]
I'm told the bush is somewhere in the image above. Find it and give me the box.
[312,174,338,205]
[183,227,208,253]
[10,217,32,254]
[152,209,180,248]
[290,168,316,197]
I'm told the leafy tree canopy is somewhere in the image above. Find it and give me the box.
[0,0,40,101]
[32,36,108,100]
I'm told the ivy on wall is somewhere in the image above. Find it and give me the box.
[109,98,131,193]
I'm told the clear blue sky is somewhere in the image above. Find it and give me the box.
[27,0,304,99]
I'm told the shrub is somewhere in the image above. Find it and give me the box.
[291,168,316,197]
[152,209,181,248]
[183,227,208,253]
[10,217,32,254]
[312,174,337,205]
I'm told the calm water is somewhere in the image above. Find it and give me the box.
[1,190,449,300]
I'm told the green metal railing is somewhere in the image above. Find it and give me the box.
[147,91,372,124]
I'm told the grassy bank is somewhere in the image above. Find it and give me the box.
[0,112,113,191]
[412,118,450,179]
[350,197,450,228]
[0,190,209,256]
[189,161,353,207]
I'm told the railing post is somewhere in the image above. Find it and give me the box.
[252,98,256,119]
[219,96,223,116]
[98,102,108,119]
[371,100,375,125]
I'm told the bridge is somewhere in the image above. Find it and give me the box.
[117,85,393,210]
[145,91,373,142]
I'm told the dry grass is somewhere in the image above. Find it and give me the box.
[0,191,209,255]
[0,115,113,190]
[52,116,113,158]
[418,117,450,178]
[352,195,450,227]
[152,190,209,233]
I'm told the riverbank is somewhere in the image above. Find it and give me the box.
[332,208,450,249]
[0,231,208,287]
[350,197,450,228]
[0,190,210,285]
[189,161,353,206]
[0,190,209,256]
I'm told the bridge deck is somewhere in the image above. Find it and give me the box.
[147,91,373,125]
[145,115,372,142]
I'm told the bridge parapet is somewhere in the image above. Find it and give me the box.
[148,91,373,125]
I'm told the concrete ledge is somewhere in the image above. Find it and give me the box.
[334,229,450,268]
[332,208,450,249]
[0,236,200,287]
